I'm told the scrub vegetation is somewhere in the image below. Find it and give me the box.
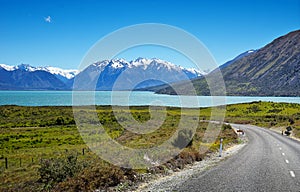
[0,102,299,191]
[224,101,300,138]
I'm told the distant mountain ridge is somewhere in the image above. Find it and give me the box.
[155,29,300,96]
[0,64,78,82]
[0,67,67,90]
[73,58,203,90]
[0,58,203,90]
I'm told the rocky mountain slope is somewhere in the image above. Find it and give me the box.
[156,30,300,96]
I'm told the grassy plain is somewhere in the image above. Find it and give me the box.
[0,101,299,191]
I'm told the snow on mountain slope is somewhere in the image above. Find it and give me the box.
[74,58,204,90]
[0,64,36,72]
[39,66,78,79]
[0,64,78,79]
[0,58,204,91]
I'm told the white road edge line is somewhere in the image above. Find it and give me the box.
[285,159,289,164]
[290,171,295,178]
[282,153,285,156]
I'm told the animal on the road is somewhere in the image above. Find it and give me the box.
[282,126,292,136]
[237,129,245,135]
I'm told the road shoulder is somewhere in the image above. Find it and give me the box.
[136,139,247,192]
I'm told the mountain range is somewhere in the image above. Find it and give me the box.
[0,64,78,90]
[1,29,299,96]
[73,58,203,90]
[0,58,203,91]
[155,29,300,96]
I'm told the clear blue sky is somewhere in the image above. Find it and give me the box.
[0,0,299,70]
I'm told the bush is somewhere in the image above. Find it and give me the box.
[222,124,232,130]
[54,163,137,191]
[289,117,295,125]
[247,105,261,113]
[172,129,193,149]
[38,153,82,188]
[55,117,65,125]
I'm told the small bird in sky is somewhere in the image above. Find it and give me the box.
[44,16,51,23]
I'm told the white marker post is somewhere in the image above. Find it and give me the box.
[219,138,223,157]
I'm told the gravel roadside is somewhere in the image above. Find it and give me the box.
[135,138,247,192]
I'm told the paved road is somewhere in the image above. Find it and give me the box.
[176,124,300,192]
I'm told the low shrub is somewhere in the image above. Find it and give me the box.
[38,153,83,189]
[172,129,193,149]
[53,163,137,191]
[222,124,232,130]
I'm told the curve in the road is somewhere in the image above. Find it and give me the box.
[175,124,300,192]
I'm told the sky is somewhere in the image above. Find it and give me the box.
[0,0,299,70]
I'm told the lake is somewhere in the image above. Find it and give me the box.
[0,91,299,107]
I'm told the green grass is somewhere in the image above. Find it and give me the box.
[1,102,299,191]
[223,101,300,137]
[0,106,75,128]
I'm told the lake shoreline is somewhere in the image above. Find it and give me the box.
[0,91,300,107]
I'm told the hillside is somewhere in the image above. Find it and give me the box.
[156,30,300,96]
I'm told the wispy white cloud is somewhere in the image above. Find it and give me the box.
[44,16,51,23]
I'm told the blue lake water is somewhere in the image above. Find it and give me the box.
[0,91,299,107]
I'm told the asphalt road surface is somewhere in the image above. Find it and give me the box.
[176,124,300,192]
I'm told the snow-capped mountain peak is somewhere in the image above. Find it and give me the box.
[0,64,15,71]
[17,64,37,72]
[130,57,176,68]
[0,63,36,72]
[39,66,79,79]
[110,59,129,68]
[131,57,153,65]
[0,58,205,91]
[88,58,203,76]
[0,63,78,79]
[128,57,204,75]
[93,60,110,67]
[74,57,204,91]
